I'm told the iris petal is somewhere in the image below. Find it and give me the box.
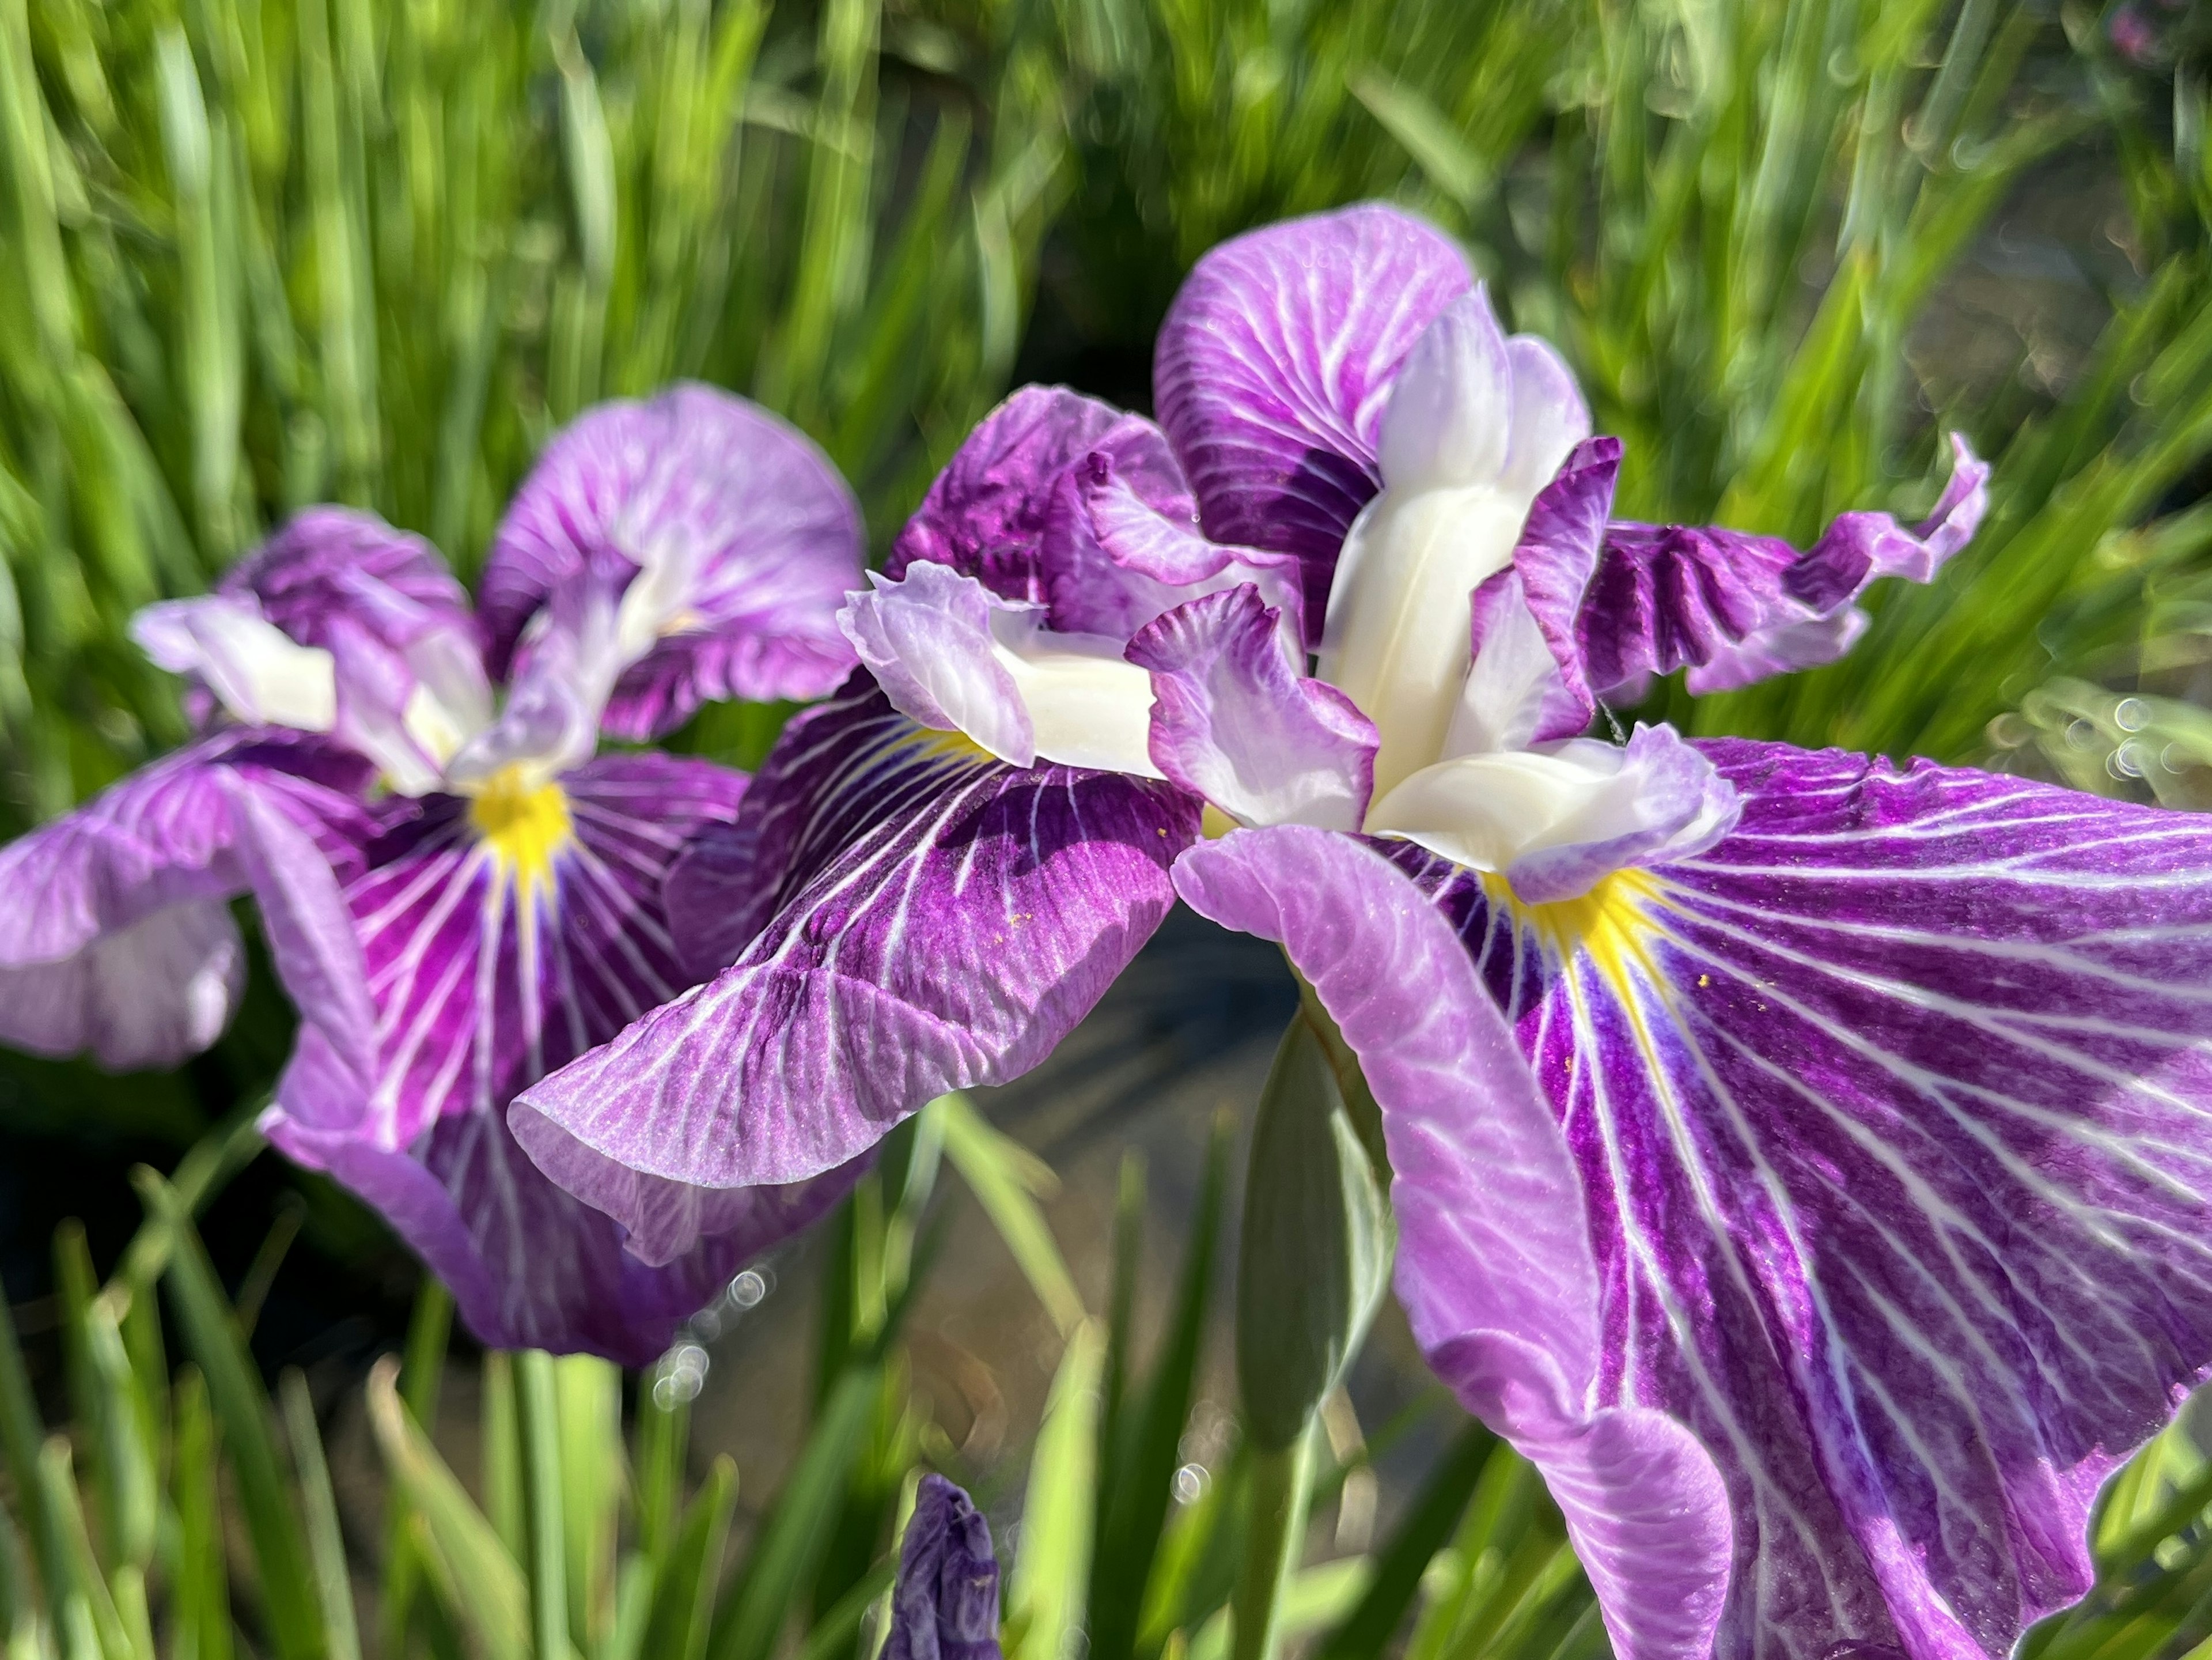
[510,678,1200,1262]
[1366,744,2212,1660]
[478,385,865,739]
[1153,203,1472,615]
[1171,825,1733,1660]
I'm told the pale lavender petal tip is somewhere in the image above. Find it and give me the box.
[1502,723,1740,905]
[1154,202,1472,614]
[886,1476,1002,1660]
[838,564,1037,766]
[479,384,865,738]
[1171,825,1733,1660]
[1126,585,1376,831]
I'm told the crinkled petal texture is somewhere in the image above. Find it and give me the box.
[1577,437,1989,703]
[263,751,809,1360]
[476,384,866,740]
[0,732,374,1070]
[1153,202,1471,615]
[1191,752,2212,1660]
[509,677,1201,1264]
[887,1476,1003,1660]
[1173,826,1732,1660]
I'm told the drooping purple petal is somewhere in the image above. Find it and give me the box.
[509,678,1200,1264]
[1171,826,1733,1660]
[839,565,1039,766]
[266,751,751,1155]
[1126,585,1376,831]
[1373,746,2212,1660]
[885,387,1193,615]
[1577,437,1987,702]
[886,1475,1002,1660]
[1453,437,1622,753]
[275,1092,847,1364]
[477,385,866,739]
[1153,203,1472,615]
[0,732,375,1071]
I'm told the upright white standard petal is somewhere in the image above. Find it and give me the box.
[132,596,339,733]
[1319,291,1593,799]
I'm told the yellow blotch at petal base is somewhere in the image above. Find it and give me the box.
[469,767,575,900]
[1481,866,1669,989]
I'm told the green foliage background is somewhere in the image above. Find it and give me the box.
[3,1,2212,1658]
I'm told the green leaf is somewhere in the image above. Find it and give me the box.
[640,1457,738,1660]
[278,1372,362,1660]
[1315,1422,1491,1660]
[365,1356,530,1660]
[1007,1321,1104,1660]
[940,1093,1085,1336]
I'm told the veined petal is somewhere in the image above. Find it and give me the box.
[278,1098,849,1364]
[1153,203,1472,616]
[509,679,1199,1262]
[887,1476,1003,1660]
[1578,437,1987,702]
[1450,437,1620,754]
[1171,826,1733,1660]
[478,385,865,739]
[1384,746,2212,1660]
[886,387,1192,615]
[268,751,749,1154]
[0,732,374,1070]
[1126,585,1376,831]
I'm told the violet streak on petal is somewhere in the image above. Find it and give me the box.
[1382,746,2212,1660]
[510,679,1199,1264]
[1577,436,1987,702]
[1171,826,1732,1660]
[1153,202,1472,617]
[1125,585,1377,831]
[477,384,865,739]
[887,1476,1003,1660]
[887,386,1191,610]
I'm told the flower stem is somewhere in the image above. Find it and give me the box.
[1232,1426,1314,1660]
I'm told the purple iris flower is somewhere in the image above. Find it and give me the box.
[0,384,865,1364]
[512,207,2212,1659]
[885,1475,1002,1660]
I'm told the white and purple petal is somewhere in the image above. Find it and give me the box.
[1153,203,1472,614]
[477,385,866,739]
[1369,747,2212,1660]
[0,732,374,1071]
[839,566,1039,767]
[1171,826,1733,1660]
[1125,585,1376,831]
[509,679,1200,1263]
[885,387,1193,615]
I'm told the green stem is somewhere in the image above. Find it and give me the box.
[517,1352,570,1660]
[1233,1428,1314,1660]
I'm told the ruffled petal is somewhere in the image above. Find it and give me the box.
[1381,746,2212,1660]
[1153,203,1472,615]
[1577,437,1987,702]
[509,679,1199,1262]
[1171,826,1732,1660]
[839,565,1039,766]
[886,387,1192,615]
[1125,585,1376,830]
[887,1475,1003,1660]
[1453,437,1620,753]
[478,385,865,739]
[0,732,374,1070]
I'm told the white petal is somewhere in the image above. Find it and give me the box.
[132,596,338,733]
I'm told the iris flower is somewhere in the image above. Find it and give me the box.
[885,1476,1002,1660]
[0,385,864,1363]
[514,208,2212,1658]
